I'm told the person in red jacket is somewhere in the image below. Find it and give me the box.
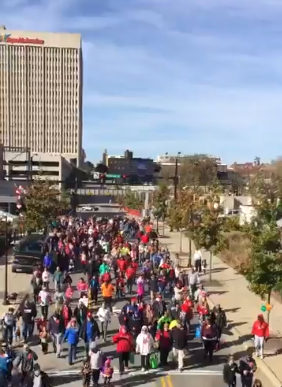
[251,314,269,359]
[197,298,210,323]
[126,264,136,294]
[77,278,88,297]
[116,275,125,299]
[100,272,111,284]
[116,234,123,244]
[112,326,134,374]
[155,322,172,366]
[117,257,127,275]
[141,233,149,244]
[131,259,138,272]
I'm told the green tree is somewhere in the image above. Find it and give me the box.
[24,179,70,232]
[116,189,143,210]
[184,181,226,279]
[168,188,201,263]
[190,199,226,280]
[179,154,218,188]
[240,169,282,322]
[152,182,170,235]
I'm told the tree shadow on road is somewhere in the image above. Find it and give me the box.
[114,371,160,386]
[224,307,241,313]
[185,338,248,370]
[50,374,81,386]
[49,371,160,387]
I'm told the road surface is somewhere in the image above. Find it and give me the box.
[4,256,273,387]
[19,276,272,387]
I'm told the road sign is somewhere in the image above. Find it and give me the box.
[93,172,100,179]
[106,174,121,178]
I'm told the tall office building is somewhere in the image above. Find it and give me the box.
[0,26,83,166]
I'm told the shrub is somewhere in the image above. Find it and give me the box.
[220,231,251,269]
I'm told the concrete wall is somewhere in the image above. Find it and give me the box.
[0,144,3,179]
[4,152,72,186]
[239,204,256,224]
[220,195,252,214]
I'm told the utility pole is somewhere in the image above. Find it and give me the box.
[174,152,181,201]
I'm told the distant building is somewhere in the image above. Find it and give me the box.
[0,26,83,167]
[0,144,3,179]
[3,148,72,187]
[230,162,261,177]
[103,149,159,181]
[156,154,228,179]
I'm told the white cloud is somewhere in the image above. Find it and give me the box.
[1,0,282,162]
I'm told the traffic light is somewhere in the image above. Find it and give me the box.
[100,173,106,184]
[122,175,128,184]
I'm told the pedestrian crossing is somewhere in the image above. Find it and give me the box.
[48,368,223,376]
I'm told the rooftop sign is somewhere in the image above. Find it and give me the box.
[0,34,44,45]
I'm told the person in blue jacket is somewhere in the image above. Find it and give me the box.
[0,347,10,385]
[83,313,100,355]
[43,253,52,271]
[64,318,79,365]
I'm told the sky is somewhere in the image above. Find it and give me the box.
[1,0,282,164]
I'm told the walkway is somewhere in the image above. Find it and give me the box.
[159,226,282,387]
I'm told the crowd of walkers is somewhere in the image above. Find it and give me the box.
[0,214,264,387]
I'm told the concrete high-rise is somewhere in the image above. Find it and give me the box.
[0,26,83,166]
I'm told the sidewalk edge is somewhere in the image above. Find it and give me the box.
[207,296,282,387]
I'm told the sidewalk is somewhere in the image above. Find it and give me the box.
[0,254,31,316]
[160,226,282,387]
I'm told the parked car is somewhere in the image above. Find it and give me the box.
[12,235,49,273]
[79,206,99,212]
[12,254,43,273]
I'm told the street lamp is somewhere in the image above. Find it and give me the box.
[0,214,9,305]
[174,152,181,201]
[165,152,181,201]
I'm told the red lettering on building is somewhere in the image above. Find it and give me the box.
[6,37,44,45]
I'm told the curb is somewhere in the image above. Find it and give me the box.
[207,295,282,387]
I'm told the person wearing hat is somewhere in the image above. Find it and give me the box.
[170,322,188,371]
[88,344,104,386]
[251,314,269,359]
[48,312,65,358]
[112,326,134,375]
[14,344,38,386]
[136,326,154,372]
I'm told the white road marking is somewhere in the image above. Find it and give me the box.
[48,368,222,376]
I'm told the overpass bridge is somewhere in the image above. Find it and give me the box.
[76,185,157,196]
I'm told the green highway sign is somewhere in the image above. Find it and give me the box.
[106,174,121,178]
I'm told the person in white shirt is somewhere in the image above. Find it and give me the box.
[42,268,50,288]
[97,302,111,341]
[136,326,154,372]
[194,283,208,304]
[78,294,89,309]
[38,287,51,319]
[175,265,180,280]
[193,250,203,273]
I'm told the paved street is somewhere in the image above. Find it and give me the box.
[24,273,270,386]
[0,242,273,386]
[48,371,236,387]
